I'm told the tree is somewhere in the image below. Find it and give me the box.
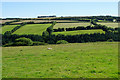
[90,19,97,25]
[42,31,49,42]
[47,27,53,36]
[14,37,33,46]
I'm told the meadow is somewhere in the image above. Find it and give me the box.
[13,24,51,35]
[0,25,19,34]
[54,23,90,29]
[54,22,118,29]
[2,42,118,78]
[98,22,118,28]
[53,29,105,35]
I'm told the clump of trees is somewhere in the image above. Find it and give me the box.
[56,40,68,44]
[14,37,33,46]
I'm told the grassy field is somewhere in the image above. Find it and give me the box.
[54,23,90,29]
[1,20,14,24]
[2,42,118,78]
[13,24,51,35]
[54,22,118,29]
[10,20,78,24]
[98,22,118,28]
[53,29,105,35]
[0,25,19,34]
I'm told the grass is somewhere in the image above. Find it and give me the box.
[2,42,118,78]
[52,29,105,35]
[98,22,118,28]
[13,24,51,35]
[54,22,118,29]
[54,23,90,29]
[0,25,19,34]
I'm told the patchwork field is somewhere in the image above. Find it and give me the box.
[54,22,118,29]
[98,22,118,28]
[53,29,105,35]
[54,23,90,29]
[0,25,19,34]
[1,20,14,24]
[2,42,118,78]
[13,24,51,35]
[10,20,79,24]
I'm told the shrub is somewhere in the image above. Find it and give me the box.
[3,42,13,47]
[13,42,27,46]
[107,39,114,42]
[56,40,68,44]
[33,41,47,45]
[47,40,56,44]
[14,37,33,46]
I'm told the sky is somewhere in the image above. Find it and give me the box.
[2,2,118,18]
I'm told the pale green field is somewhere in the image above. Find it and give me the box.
[0,25,19,34]
[53,29,105,35]
[13,24,51,35]
[98,22,118,28]
[54,23,90,29]
[2,42,118,78]
[54,22,118,29]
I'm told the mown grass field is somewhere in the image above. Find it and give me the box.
[54,22,118,29]
[53,29,105,35]
[13,24,51,35]
[54,23,90,29]
[98,22,118,28]
[2,42,118,78]
[0,25,19,34]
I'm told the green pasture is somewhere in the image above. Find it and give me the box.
[0,25,19,34]
[54,22,118,29]
[13,24,51,35]
[2,42,118,78]
[54,23,90,29]
[53,29,105,35]
[98,22,118,28]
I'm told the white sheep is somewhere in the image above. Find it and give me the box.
[47,48,52,50]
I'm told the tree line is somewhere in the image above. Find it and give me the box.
[2,20,120,46]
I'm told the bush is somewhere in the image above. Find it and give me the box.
[56,40,68,44]
[47,40,56,44]
[3,42,13,47]
[14,37,33,46]
[107,39,114,42]
[33,42,47,45]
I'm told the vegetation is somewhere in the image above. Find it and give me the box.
[56,40,68,44]
[2,42,118,78]
[14,37,33,46]
[54,23,90,29]
[13,24,51,35]
[0,25,19,34]
[53,29,105,35]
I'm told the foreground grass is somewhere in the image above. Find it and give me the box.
[0,25,19,34]
[53,29,105,35]
[2,42,118,78]
[13,24,51,35]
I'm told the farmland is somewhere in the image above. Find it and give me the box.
[2,42,118,78]
[0,25,19,34]
[54,23,90,29]
[13,24,51,35]
[53,22,118,29]
[53,29,105,35]
[98,22,118,28]
[10,20,79,24]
